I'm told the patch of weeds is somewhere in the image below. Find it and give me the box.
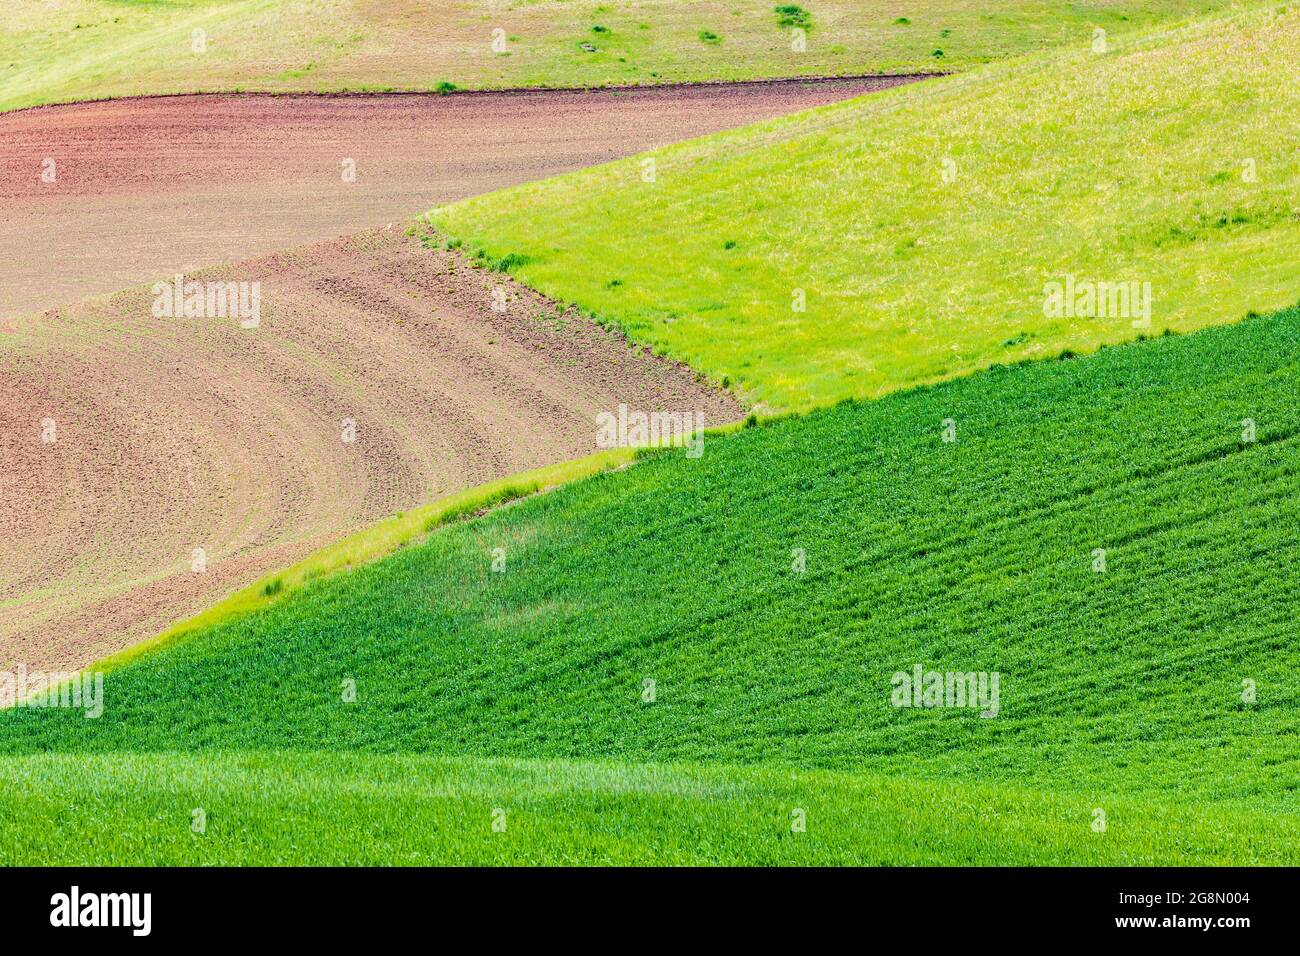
[434,81,458,94]
[429,485,534,529]
[606,278,624,289]
[491,252,532,273]
[895,17,911,25]
[1149,206,1292,249]
[262,578,284,597]
[698,30,721,44]
[774,5,812,29]
[531,310,567,332]
[723,239,737,250]
[591,24,609,33]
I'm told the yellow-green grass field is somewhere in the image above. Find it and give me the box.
[431,1,1300,412]
[2,0,1231,113]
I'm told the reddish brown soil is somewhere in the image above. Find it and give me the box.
[0,78,921,316]
[0,227,744,671]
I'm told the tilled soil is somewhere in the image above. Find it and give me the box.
[0,227,744,671]
[0,77,922,316]
[0,76,922,671]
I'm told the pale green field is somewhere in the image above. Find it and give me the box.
[1,752,1293,865]
[431,2,1300,411]
[2,0,1230,113]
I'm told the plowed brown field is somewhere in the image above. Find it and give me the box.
[1,228,743,670]
[0,77,915,671]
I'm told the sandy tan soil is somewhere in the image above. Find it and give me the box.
[0,78,920,317]
[0,227,744,671]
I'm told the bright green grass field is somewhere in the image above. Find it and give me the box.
[4,307,1300,864]
[1,0,1230,113]
[1,753,1289,865]
[430,1,1300,412]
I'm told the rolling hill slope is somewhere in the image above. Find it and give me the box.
[4,0,1295,869]
[430,1,1300,411]
[1,0,1229,113]
[4,306,1300,864]
[0,231,741,673]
